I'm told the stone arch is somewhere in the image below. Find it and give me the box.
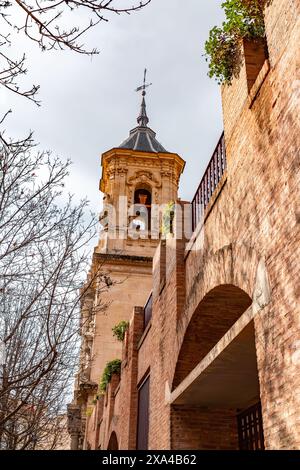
[131,185,152,233]
[172,283,252,389]
[107,431,119,450]
[174,243,262,364]
[127,170,160,205]
[185,243,260,316]
[134,186,152,206]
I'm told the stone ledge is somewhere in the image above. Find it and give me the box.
[95,252,153,265]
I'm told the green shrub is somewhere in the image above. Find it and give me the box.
[112,321,129,342]
[92,394,99,405]
[99,359,121,393]
[205,0,266,84]
[161,201,175,237]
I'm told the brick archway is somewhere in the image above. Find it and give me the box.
[170,281,265,450]
[172,284,252,389]
[107,431,119,450]
[170,242,262,388]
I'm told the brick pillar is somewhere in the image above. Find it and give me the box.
[165,201,187,322]
[126,306,144,449]
[149,204,187,449]
[153,240,166,298]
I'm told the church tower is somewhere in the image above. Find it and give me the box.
[98,74,185,257]
[69,73,185,450]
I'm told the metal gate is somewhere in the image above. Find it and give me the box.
[237,402,265,450]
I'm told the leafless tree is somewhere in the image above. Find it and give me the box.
[0,0,149,450]
[0,130,112,449]
[0,0,151,104]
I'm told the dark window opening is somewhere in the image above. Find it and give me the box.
[136,375,150,450]
[107,432,119,450]
[134,188,152,233]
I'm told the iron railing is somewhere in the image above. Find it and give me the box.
[143,293,153,330]
[191,132,226,232]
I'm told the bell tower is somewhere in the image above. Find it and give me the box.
[98,70,185,257]
[72,72,185,450]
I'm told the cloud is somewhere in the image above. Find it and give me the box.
[1,0,225,217]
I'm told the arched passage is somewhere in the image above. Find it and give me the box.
[170,284,264,450]
[173,284,252,389]
[107,431,119,450]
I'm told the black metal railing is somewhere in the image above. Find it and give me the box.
[191,132,226,232]
[143,293,153,330]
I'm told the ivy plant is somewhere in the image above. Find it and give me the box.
[112,321,129,342]
[161,201,175,238]
[99,359,122,393]
[205,0,266,85]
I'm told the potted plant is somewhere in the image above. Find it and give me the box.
[99,359,122,394]
[161,201,175,238]
[204,0,267,86]
[112,321,129,342]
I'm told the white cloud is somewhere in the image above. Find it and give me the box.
[1,0,225,218]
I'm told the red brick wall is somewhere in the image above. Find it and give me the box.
[97,306,145,450]
[171,406,238,450]
[94,0,300,450]
[219,0,300,449]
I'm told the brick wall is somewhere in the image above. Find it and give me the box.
[92,0,300,450]
[97,306,145,450]
[171,406,238,450]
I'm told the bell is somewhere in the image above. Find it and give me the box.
[138,194,148,205]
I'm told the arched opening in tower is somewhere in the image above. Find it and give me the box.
[133,188,152,235]
[170,285,264,450]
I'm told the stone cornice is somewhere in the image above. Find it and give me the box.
[99,148,185,193]
[94,252,153,267]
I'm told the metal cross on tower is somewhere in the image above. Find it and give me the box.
[135,69,152,127]
[135,68,152,96]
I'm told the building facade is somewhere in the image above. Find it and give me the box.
[68,0,300,450]
[67,84,185,450]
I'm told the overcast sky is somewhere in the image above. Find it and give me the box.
[1,0,225,213]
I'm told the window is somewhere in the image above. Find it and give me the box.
[136,374,150,450]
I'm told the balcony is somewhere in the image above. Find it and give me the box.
[191,132,226,232]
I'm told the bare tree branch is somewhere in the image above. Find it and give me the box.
[0,130,114,449]
[0,0,151,104]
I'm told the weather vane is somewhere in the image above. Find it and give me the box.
[135,68,152,96]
